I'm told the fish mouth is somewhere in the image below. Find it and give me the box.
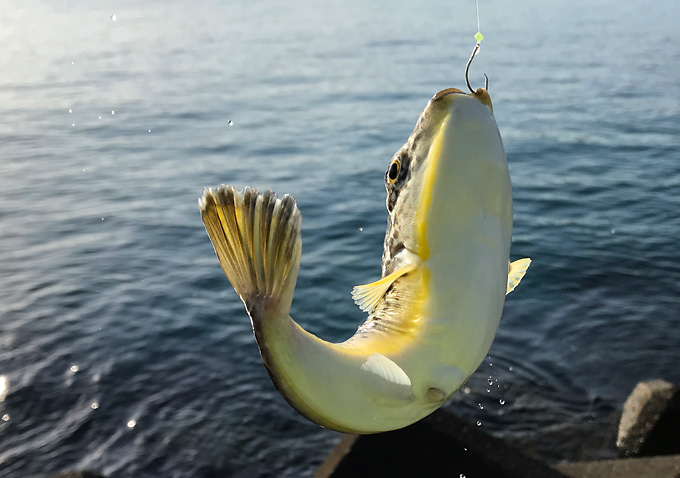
[431,88,465,101]
[431,87,493,112]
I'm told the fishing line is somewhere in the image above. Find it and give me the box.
[465,0,487,92]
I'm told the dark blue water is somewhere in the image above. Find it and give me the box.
[1,0,679,476]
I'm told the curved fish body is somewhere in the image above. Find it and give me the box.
[200,87,530,433]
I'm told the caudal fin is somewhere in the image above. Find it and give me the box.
[199,185,302,314]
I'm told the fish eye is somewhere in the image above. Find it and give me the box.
[387,159,401,183]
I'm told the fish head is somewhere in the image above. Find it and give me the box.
[382,88,511,275]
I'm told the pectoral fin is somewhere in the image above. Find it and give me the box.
[507,258,531,294]
[352,263,417,312]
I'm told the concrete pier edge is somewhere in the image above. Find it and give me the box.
[316,402,680,478]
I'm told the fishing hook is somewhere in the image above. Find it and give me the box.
[465,42,488,93]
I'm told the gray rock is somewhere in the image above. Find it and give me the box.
[617,379,680,457]
[316,408,568,478]
[556,455,680,478]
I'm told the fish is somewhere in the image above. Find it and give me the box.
[199,86,530,434]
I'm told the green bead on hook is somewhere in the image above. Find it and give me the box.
[465,31,488,93]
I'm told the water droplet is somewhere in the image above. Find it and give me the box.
[476,420,482,426]
[359,227,363,232]
[487,378,493,386]
[111,14,117,21]
[111,110,115,115]
[98,116,102,120]
[499,399,505,405]
[91,402,99,410]
[486,389,490,393]
[2,414,9,422]
[68,109,72,113]
[127,419,136,428]
[101,218,104,221]
[508,366,513,372]
[148,129,151,133]
[228,120,233,126]
[70,365,79,373]
[72,123,76,127]
[0,375,8,402]
[611,228,616,234]
[460,474,466,478]
[463,447,468,451]
[478,404,483,409]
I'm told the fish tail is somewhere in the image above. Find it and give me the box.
[199,185,301,315]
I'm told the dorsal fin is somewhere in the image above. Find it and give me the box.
[507,258,531,294]
[352,263,417,312]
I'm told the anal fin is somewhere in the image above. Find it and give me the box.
[360,353,413,402]
[360,353,411,387]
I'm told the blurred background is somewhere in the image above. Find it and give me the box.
[1,0,679,476]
